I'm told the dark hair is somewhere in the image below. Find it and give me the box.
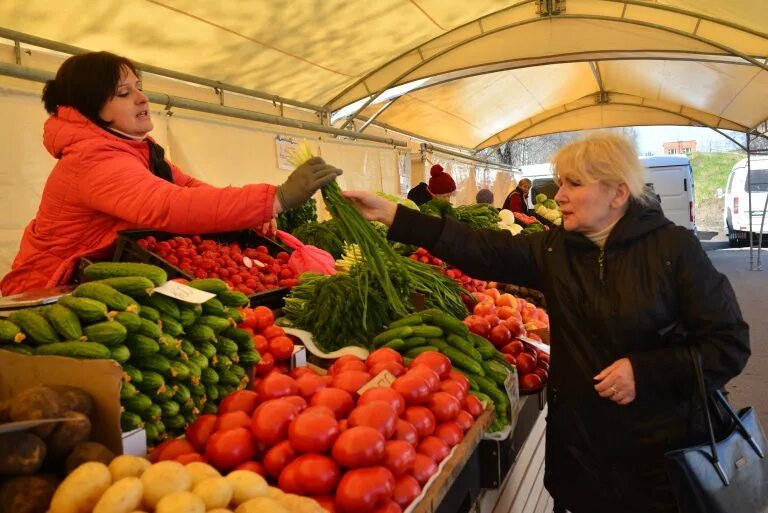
[42,51,140,125]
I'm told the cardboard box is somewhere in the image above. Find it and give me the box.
[0,351,124,455]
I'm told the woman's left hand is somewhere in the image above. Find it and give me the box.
[594,358,636,405]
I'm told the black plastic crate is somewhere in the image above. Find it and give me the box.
[113,229,291,309]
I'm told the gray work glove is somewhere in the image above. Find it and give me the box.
[277,156,343,210]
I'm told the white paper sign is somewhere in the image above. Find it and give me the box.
[276,136,299,171]
[357,370,397,395]
[518,335,550,354]
[154,281,215,304]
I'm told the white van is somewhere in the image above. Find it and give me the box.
[639,155,696,232]
[723,156,768,246]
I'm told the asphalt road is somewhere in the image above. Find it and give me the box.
[705,245,768,423]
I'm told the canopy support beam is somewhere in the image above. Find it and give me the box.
[588,62,607,102]
[0,27,324,115]
[332,12,768,129]
[421,143,518,173]
[0,61,407,149]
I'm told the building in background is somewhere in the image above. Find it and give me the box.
[663,140,697,155]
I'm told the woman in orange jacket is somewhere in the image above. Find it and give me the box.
[1,51,341,295]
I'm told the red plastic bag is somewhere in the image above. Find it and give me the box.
[275,230,337,275]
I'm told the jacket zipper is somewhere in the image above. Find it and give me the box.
[598,249,605,282]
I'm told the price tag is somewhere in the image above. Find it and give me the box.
[154,281,215,304]
[504,367,520,430]
[357,370,397,395]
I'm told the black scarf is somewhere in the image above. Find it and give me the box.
[104,127,173,183]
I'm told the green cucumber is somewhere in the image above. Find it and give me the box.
[186,323,215,343]
[122,365,143,384]
[83,262,167,286]
[404,345,439,358]
[123,393,153,413]
[138,305,160,322]
[187,278,229,294]
[188,352,209,370]
[160,400,180,417]
[169,360,190,381]
[45,304,83,340]
[225,308,244,324]
[388,314,424,329]
[214,354,232,371]
[172,382,191,403]
[222,327,253,350]
[73,282,139,313]
[120,381,139,399]
[126,334,159,357]
[372,326,414,347]
[179,308,199,327]
[162,414,186,430]
[229,364,246,380]
[427,339,485,376]
[201,367,219,385]
[189,381,206,397]
[133,354,171,376]
[201,298,227,317]
[0,319,25,344]
[158,336,181,358]
[142,403,162,421]
[468,332,499,360]
[180,339,196,356]
[84,321,128,346]
[196,341,217,359]
[401,336,427,350]
[121,411,144,431]
[446,334,482,362]
[57,296,109,323]
[481,360,509,386]
[95,277,154,298]
[144,294,180,320]
[36,341,111,359]
[110,345,131,363]
[219,369,240,387]
[114,311,142,333]
[383,338,404,350]
[136,318,162,339]
[9,310,59,345]
[422,309,470,338]
[216,336,239,357]
[238,350,260,365]
[136,371,166,394]
[202,402,218,415]
[217,290,249,307]
[205,384,220,402]
[159,314,184,337]
[410,325,444,338]
[197,315,232,334]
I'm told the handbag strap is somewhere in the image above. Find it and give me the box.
[689,346,731,486]
[713,389,766,458]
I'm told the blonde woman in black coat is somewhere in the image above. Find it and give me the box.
[344,132,750,513]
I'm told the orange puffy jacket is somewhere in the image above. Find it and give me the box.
[1,107,276,295]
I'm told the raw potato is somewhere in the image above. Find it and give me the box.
[155,491,205,513]
[9,386,66,437]
[0,431,47,475]
[48,386,95,417]
[267,486,285,498]
[192,477,233,509]
[207,510,234,513]
[65,441,115,473]
[109,455,151,481]
[0,474,60,513]
[92,477,143,513]
[275,494,326,513]
[140,460,191,509]
[49,461,112,513]
[225,470,269,505]
[186,461,221,486]
[46,411,92,458]
[0,399,11,423]
[235,497,289,513]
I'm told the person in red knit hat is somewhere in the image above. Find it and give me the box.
[427,164,457,201]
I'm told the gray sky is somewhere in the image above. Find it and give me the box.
[635,125,745,155]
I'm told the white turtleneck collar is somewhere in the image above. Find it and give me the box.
[108,127,147,141]
[584,217,622,249]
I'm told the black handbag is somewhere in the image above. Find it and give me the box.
[664,347,768,513]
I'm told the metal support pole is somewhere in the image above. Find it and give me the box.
[0,62,407,149]
[747,134,757,270]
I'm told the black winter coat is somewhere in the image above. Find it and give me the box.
[389,200,750,513]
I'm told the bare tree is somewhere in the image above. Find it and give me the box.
[484,127,640,166]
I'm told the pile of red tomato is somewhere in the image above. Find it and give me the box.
[408,248,486,293]
[150,348,484,513]
[238,306,294,376]
[463,287,550,393]
[137,235,299,295]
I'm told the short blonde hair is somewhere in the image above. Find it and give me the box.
[551,132,650,204]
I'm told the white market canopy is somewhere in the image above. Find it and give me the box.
[1,0,767,151]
